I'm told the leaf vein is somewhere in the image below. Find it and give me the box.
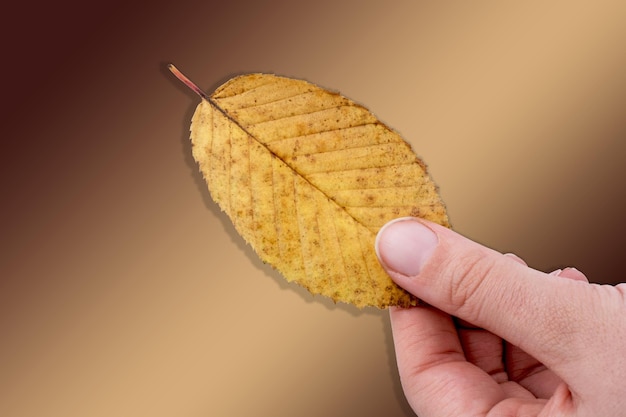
[292,141,404,157]
[214,80,276,98]
[249,104,363,127]
[302,160,417,174]
[326,184,422,192]
[263,122,379,144]
[230,90,311,110]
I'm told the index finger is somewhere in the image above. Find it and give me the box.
[389,306,507,416]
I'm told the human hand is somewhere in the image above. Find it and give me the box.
[375,218,626,416]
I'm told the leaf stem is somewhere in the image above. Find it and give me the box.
[168,64,209,100]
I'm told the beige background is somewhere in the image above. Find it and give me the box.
[2,1,626,416]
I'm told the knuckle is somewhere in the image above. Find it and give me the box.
[616,283,626,303]
[442,251,500,318]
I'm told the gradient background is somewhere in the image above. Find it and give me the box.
[2,1,626,416]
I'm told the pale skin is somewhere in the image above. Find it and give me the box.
[375,218,626,417]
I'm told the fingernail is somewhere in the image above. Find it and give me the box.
[375,218,438,277]
[549,269,563,276]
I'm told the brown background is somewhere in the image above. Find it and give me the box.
[2,1,625,416]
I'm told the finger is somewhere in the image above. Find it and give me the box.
[455,326,506,380]
[457,327,505,379]
[505,343,563,399]
[503,253,527,266]
[456,314,561,400]
[389,306,508,416]
[457,328,542,400]
[375,218,594,374]
[556,267,589,282]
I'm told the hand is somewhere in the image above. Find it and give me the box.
[375,218,626,417]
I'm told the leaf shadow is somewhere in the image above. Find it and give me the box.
[162,61,376,319]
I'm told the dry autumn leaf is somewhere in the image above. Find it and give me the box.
[170,65,450,308]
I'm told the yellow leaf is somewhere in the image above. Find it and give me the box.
[171,66,450,308]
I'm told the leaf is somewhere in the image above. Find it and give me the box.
[176,68,450,308]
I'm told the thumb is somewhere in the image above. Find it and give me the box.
[375,217,591,366]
